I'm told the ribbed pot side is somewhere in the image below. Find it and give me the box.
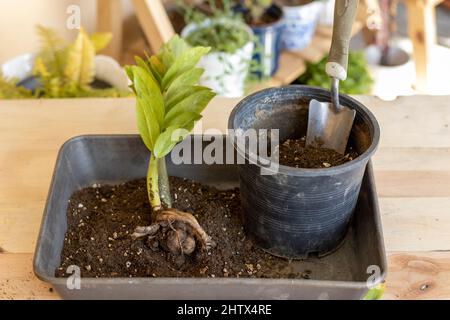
[228,85,380,259]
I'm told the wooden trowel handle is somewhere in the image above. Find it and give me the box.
[326,0,359,81]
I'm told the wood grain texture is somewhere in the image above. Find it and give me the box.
[404,0,439,92]
[96,0,123,61]
[380,198,450,252]
[2,252,450,300]
[0,95,449,299]
[132,0,175,54]
[0,253,57,300]
[384,251,450,300]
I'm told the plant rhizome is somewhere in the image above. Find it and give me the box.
[125,36,216,257]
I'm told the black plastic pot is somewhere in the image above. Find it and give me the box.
[34,135,386,299]
[228,86,380,259]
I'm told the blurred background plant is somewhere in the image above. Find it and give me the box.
[177,0,250,54]
[0,72,33,99]
[297,51,374,94]
[0,25,131,99]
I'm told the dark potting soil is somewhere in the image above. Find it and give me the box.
[278,137,359,169]
[56,177,312,279]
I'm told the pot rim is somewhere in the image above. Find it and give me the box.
[244,4,285,31]
[281,0,322,9]
[228,85,380,177]
[280,0,322,8]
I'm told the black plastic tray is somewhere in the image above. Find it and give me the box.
[33,135,387,299]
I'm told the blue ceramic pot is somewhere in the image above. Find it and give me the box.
[235,4,285,78]
[250,5,285,78]
[281,1,322,51]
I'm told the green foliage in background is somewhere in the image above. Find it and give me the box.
[297,51,373,95]
[185,22,250,54]
[125,36,216,208]
[178,0,250,54]
[0,25,130,99]
[0,73,33,99]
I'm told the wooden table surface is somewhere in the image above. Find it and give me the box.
[0,95,450,300]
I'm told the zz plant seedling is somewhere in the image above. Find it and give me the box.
[125,36,216,256]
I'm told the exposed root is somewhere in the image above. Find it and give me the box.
[131,208,213,256]
[131,224,160,239]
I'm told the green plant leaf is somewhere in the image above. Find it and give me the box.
[164,88,215,125]
[134,56,151,76]
[136,96,159,151]
[134,55,161,85]
[149,55,165,75]
[164,67,204,101]
[161,46,210,89]
[166,34,190,59]
[363,284,385,300]
[136,98,153,150]
[90,32,112,52]
[131,65,164,126]
[163,111,202,130]
[153,126,188,158]
[64,28,95,87]
[124,65,135,93]
[165,85,210,112]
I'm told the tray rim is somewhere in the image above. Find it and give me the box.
[33,134,388,290]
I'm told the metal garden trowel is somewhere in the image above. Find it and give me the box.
[306,0,359,155]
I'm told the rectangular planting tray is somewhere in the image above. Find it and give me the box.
[34,135,387,300]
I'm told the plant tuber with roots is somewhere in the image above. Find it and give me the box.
[125,36,216,257]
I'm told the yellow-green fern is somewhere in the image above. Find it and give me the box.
[0,25,131,99]
[0,73,33,99]
[64,28,96,88]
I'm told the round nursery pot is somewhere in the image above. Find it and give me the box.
[237,4,285,78]
[228,85,380,259]
[1,53,129,91]
[280,0,322,50]
[181,19,254,98]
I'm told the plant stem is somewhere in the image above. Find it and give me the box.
[147,154,173,214]
[147,154,161,211]
[158,156,173,208]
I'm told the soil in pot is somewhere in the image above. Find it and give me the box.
[56,177,319,279]
[278,137,359,168]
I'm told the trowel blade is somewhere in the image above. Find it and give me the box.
[306,99,356,154]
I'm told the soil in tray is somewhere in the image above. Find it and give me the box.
[278,137,359,169]
[57,177,324,279]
